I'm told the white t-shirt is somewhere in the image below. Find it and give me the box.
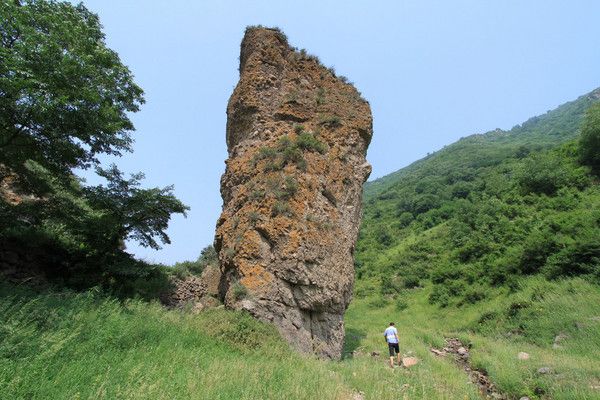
[384,326,398,344]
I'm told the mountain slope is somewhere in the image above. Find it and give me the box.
[366,88,600,200]
[356,87,600,302]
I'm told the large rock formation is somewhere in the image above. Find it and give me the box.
[213,27,372,359]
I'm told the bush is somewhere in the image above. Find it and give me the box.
[318,115,341,127]
[231,281,248,300]
[296,132,326,154]
[579,102,600,173]
[367,296,389,309]
[543,240,600,279]
[272,201,292,217]
[380,276,402,296]
[395,297,408,311]
[402,274,421,289]
[428,285,450,307]
[462,286,487,304]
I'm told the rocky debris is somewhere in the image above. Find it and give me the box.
[160,275,205,308]
[517,352,530,360]
[160,264,222,310]
[430,348,446,356]
[212,27,372,359]
[433,338,507,400]
[402,356,419,367]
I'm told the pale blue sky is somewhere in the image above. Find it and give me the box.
[76,0,600,264]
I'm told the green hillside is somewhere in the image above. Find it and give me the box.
[345,88,600,398]
[356,88,600,306]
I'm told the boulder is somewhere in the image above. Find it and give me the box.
[212,27,372,359]
[402,357,419,367]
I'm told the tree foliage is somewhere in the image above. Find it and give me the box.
[579,102,600,172]
[1,0,144,182]
[356,90,600,307]
[0,1,187,287]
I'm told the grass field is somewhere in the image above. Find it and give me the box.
[1,277,599,399]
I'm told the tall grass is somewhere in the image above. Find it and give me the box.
[342,277,600,400]
[0,284,350,400]
[2,277,599,399]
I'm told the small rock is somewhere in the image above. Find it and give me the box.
[519,397,530,400]
[402,356,419,367]
[371,351,380,357]
[554,333,568,343]
[517,352,530,360]
[351,390,364,400]
[430,348,446,356]
[537,367,552,374]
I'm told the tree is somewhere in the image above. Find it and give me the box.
[579,103,600,173]
[0,0,144,185]
[0,1,188,281]
[85,165,189,251]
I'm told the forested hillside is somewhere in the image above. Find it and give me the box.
[356,88,600,306]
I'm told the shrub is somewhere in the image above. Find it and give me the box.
[402,274,421,289]
[397,212,414,228]
[542,240,600,279]
[316,87,326,105]
[428,285,450,307]
[462,286,487,304]
[367,296,389,309]
[231,281,248,300]
[380,276,402,296]
[272,201,292,217]
[579,102,600,173]
[248,211,262,226]
[249,189,265,201]
[296,132,326,154]
[395,297,408,311]
[318,115,341,127]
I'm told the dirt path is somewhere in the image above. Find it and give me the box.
[431,338,507,400]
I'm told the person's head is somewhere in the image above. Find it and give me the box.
[389,322,394,326]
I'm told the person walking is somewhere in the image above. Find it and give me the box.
[384,322,401,368]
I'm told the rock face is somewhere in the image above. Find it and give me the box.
[213,27,372,359]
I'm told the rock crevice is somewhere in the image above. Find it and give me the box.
[212,27,372,359]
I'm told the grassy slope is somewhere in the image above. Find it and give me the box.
[2,279,599,399]
[347,277,600,400]
[0,283,482,400]
[0,284,353,400]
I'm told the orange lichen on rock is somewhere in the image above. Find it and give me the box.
[212,27,372,359]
